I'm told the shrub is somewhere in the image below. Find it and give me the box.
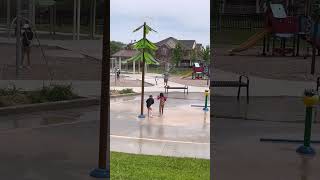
[0,85,23,96]
[28,84,78,103]
[42,84,77,101]
[0,94,31,107]
[118,88,134,94]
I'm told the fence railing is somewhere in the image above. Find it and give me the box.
[213,13,265,31]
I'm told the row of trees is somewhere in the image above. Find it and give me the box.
[111,40,211,67]
[172,43,210,67]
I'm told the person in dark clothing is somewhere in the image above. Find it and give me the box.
[116,68,120,79]
[21,24,34,69]
[146,95,155,118]
[163,72,169,86]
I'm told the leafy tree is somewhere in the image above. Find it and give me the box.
[110,41,125,55]
[172,43,183,67]
[201,45,210,65]
[191,49,198,63]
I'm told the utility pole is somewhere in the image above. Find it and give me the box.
[73,0,77,40]
[16,0,22,77]
[7,0,11,39]
[90,0,110,178]
[28,0,35,26]
[90,0,96,39]
[77,0,81,40]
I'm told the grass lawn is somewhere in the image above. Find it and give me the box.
[148,67,193,77]
[111,152,210,180]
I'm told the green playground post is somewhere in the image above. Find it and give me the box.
[297,89,318,155]
[203,90,209,111]
[304,107,313,147]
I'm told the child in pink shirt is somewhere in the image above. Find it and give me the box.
[157,93,167,116]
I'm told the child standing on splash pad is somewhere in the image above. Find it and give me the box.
[157,93,167,116]
[146,95,154,118]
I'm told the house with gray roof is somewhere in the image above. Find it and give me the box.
[155,37,204,68]
[112,37,204,73]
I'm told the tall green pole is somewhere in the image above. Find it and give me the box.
[203,90,209,111]
[297,92,318,155]
[303,107,313,147]
[139,22,147,118]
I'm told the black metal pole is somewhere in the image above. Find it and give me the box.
[90,0,110,178]
[296,34,300,56]
[312,46,316,74]
[139,22,147,118]
[267,35,270,52]
[16,0,21,77]
[311,19,318,75]
[262,36,266,56]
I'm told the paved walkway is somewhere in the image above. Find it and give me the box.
[212,69,316,97]
[1,37,315,96]
[0,72,209,97]
[0,94,209,179]
[0,37,103,59]
[213,117,320,180]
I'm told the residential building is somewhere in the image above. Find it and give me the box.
[112,37,205,71]
[155,37,204,68]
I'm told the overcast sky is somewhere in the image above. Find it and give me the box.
[110,0,210,46]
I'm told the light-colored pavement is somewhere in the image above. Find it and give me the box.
[115,73,209,93]
[0,37,103,59]
[0,72,209,97]
[0,93,209,179]
[213,117,320,180]
[1,37,315,96]
[212,69,316,97]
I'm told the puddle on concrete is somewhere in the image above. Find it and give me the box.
[0,93,210,132]
[40,116,80,126]
[0,107,99,131]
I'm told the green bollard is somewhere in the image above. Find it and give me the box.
[203,90,209,111]
[297,89,318,155]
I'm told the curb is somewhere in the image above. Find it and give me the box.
[110,93,140,98]
[0,97,99,116]
[0,93,140,116]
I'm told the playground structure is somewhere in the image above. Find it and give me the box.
[192,62,209,80]
[228,2,320,58]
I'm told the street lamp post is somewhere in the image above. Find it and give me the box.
[7,0,11,39]
[90,0,110,178]
[16,0,22,77]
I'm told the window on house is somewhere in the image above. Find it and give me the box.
[162,48,167,55]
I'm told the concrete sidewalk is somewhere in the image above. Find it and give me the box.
[0,94,209,179]
[0,37,103,59]
[212,69,316,97]
[213,117,320,180]
[0,72,209,97]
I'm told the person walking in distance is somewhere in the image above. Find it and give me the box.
[163,72,169,86]
[21,24,34,69]
[157,93,167,116]
[146,95,154,118]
